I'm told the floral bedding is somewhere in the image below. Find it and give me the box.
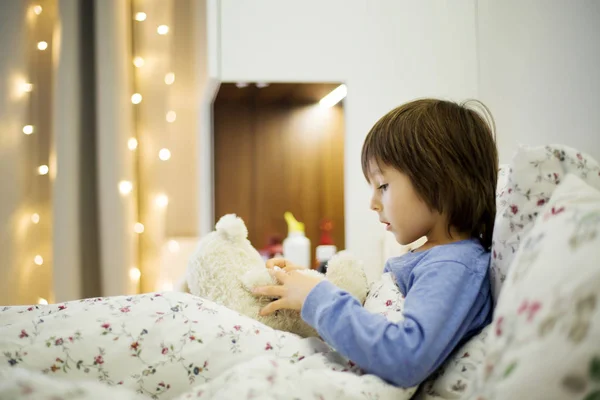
[0,291,416,399]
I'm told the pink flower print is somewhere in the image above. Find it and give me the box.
[544,206,566,221]
[55,338,64,346]
[495,316,504,337]
[385,300,393,307]
[130,341,140,350]
[94,355,104,365]
[58,305,66,311]
[510,205,519,215]
[493,250,497,259]
[517,300,529,315]
[234,325,241,331]
[577,153,583,160]
[517,300,542,322]
[118,381,123,385]
[120,306,131,313]
[508,188,513,194]
[101,323,110,329]
[265,342,273,351]
[161,347,168,355]
[527,301,542,322]
[27,307,34,311]
[255,329,260,335]
[19,329,29,339]
[68,336,74,342]
[154,294,162,297]
[461,352,470,358]
[537,199,546,207]
[189,335,196,341]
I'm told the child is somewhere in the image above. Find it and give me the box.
[253,98,498,388]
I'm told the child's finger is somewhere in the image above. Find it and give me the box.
[265,258,287,269]
[252,285,285,298]
[268,268,288,283]
[259,299,287,316]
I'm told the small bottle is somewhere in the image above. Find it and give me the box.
[282,212,311,268]
[316,219,336,273]
[316,245,337,273]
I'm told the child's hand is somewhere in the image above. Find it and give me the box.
[265,257,305,273]
[253,268,322,316]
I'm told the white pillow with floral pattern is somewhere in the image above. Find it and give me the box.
[491,145,600,303]
[363,272,406,322]
[472,173,600,400]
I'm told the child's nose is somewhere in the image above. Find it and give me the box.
[370,194,382,212]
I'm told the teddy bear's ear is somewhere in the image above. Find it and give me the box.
[215,214,248,241]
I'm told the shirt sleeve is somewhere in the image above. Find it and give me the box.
[301,261,486,387]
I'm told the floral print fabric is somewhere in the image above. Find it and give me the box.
[490,145,600,303]
[473,174,600,400]
[0,291,416,399]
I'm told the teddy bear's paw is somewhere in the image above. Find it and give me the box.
[325,251,369,304]
[215,214,248,242]
[240,268,275,292]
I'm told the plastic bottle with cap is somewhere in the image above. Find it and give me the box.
[316,219,337,273]
[282,212,311,268]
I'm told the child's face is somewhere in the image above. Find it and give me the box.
[368,163,437,245]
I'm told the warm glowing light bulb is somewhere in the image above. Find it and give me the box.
[22,83,33,93]
[128,137,138,150]
[38,297,48,305]
[119,180,133,195]
[38,165,49,175]
[37,41,48,51]
[135,12,147,21]
[34,255,44,265]
[131,93,142,104]
[168,240,180,253]
[31,213,40,224]
[23,125,34,135]
[133,57,145,68]
[134,223,145,234]
[166,111,176,123]
[129,267,141,281]
[158,148,171,161]
[164,73,175,85]
[33,5,42,15]
[157,25,169,35]
[155,194,169,208]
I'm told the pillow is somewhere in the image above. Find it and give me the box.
[415,326,490,399]
[490,145,600,302]
[472,173,600,400]
[363,272,406,323]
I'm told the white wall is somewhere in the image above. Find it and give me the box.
[478,0,600,163]
[217,0,479,281]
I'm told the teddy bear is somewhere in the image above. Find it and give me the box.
[179,214,369,338]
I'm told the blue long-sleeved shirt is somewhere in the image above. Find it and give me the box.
[301,238,493,387]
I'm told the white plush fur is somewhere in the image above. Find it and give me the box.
[181,214,369,337]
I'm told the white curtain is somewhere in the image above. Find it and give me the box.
[0,0,205,305]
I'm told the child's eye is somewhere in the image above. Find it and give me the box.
[378,184,388,192]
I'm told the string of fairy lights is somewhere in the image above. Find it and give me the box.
[125,2,180,293]
[20,3,51,305]
[19,1,180,302]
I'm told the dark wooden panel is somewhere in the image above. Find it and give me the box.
[214,84,345,268]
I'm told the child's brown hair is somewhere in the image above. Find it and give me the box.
[361,99,498,249]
